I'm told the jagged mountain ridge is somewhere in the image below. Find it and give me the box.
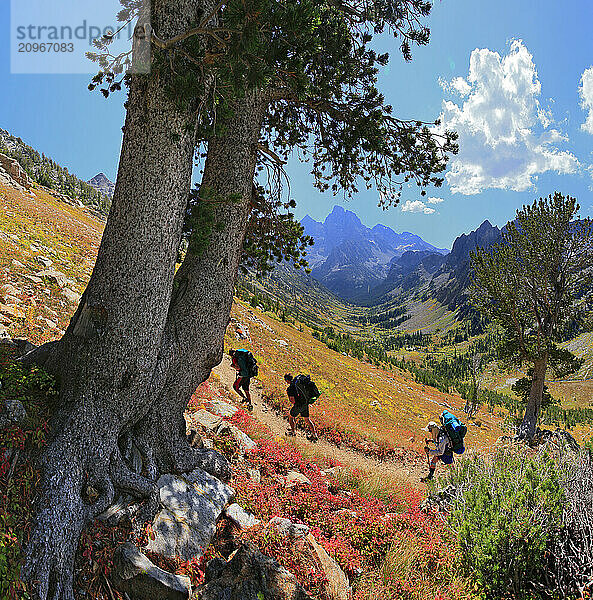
[372,219,502,312]
[302,205,448,302]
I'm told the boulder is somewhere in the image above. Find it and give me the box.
[305,534,352,600]
[187,429,204,449]
[35,269,69,287]
[224,503,260,530]
[36,316,57,329]
[195,543,310,600]
[285,471,312,488]
[267,517,309,540]
[61,288,81,304]
[0,395,27,428]
[204,398,238,419]
[229,425,257,452]
[36,256,53,268]
[23,275,43,285]
[9,338,36,356]
[247,468,261,483]
[111,542,191,600]
[215,421,257,452]
[0,284,19,301]
[192,409,223,432]
[539,428,581,453]
[146,468,234,561]
[0,154,33,190]
[0,304,25,319]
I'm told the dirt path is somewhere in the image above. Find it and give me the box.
[213,356,426,486]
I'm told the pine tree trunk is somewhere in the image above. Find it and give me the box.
[518,356,548,439]
[20,3,226,598]
[134,89,268,475]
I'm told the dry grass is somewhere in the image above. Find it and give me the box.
[227,299,506,457]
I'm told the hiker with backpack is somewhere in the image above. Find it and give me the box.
[229,348,258,411]
[420,410,467,482]
[284,373,319,442]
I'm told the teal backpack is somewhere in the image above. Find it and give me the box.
[440,410,467,454]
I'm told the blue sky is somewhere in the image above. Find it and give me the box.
[1,0,592,248]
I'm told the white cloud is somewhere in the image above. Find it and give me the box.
[400,200,435,214]
[427,196,444,204]
[579,67,593,134]
[436,40,579,195]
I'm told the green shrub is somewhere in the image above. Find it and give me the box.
[444,450,565,600]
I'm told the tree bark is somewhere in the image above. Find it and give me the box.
[134,89,268,477]
[518,356,548,439]
[20,3,226,598]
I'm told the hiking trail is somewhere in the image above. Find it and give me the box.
[213,355,426,485]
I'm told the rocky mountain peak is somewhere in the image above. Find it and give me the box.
[88,172,115,198]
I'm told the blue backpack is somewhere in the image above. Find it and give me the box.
[440,411,467,454]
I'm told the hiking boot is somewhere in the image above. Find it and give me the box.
[306,434,319,442]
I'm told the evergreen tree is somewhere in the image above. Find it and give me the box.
[21,2,457,596]
[470,193,593,438]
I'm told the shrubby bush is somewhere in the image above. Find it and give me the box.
[442,446,593,600]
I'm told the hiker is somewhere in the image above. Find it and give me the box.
[229,348,256,411]
[421,411,467,482]
[421,421,452,482]
[284,373,318,441]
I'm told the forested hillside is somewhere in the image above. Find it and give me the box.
[0,128,110,213]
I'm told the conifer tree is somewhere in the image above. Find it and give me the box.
[21,2,457,597]
[471,193,593,438]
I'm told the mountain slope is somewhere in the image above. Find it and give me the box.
[303,205,448,302]
[0,129,111,213]
[373,220,501,312]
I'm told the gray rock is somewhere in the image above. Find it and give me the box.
[10,338,36,356]
[205,398,238,419]
[268,517,309,540]
[0,396,27,428]
[0,284,19,301]
[195,543,309,600]
[228,424,257,452]
[36,256,53,268]
[187,429,204,449]
[305,534,352,600]
[146,468,235,561]
[215,421,257,452]
[224,503,260,530]
[192,409,223,432]
[111,542,191,600]
[247,468,261,483]
[23,274,43,284]
[285,471,312,487]
[61,287,81,304]
[35,269,72,288]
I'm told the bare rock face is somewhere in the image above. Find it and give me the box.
[194,543,310,600]
[111,542,192,600]
[0,153,33,190]
[146,468,235,561]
